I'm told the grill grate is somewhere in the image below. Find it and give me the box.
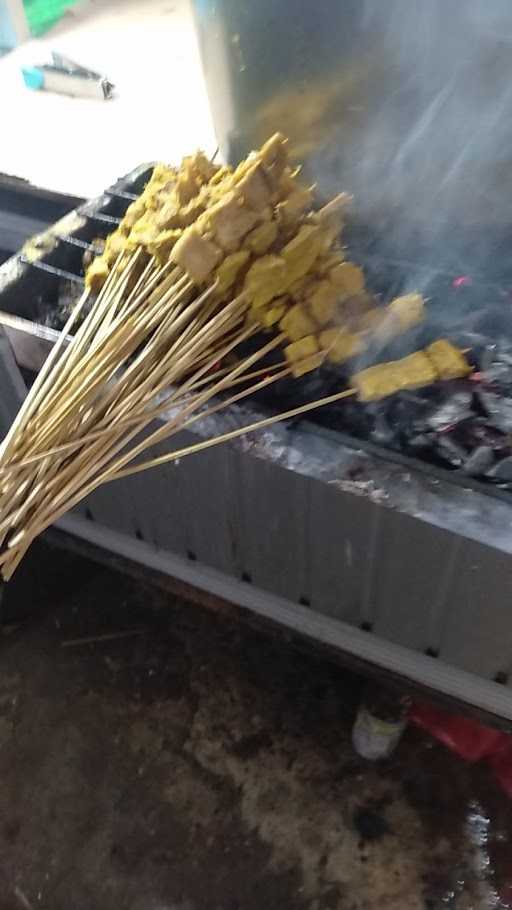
[4,164,512,495]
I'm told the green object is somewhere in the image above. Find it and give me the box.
[24,0,78,37]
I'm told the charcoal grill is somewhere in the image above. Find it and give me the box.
[2,165,512,723]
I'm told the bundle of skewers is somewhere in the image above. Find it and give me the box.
[0,133,472,580]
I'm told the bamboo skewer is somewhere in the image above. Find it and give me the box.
[114,387,358,478]
[0,384,358,579]
[0,135,393,578]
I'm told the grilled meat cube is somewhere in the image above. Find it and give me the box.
[317,251,346,276]
[85,256,109,292]
[307,281,337,325]
[352,351,437,402]
[175,162,201,205]
[155,199,181,231]
[260,132,288,177]
[215,250,251,297]
[208,191,259,251]
[259,298,287,328]
[285,335,324,377]
[276,186,314,225]
[328,261,364,295]
[280,224,325,287]
[245,221,278,255]
[171,227,222,284]
[244,255,286,308]
[315,192,351,229]
[122,199,146,231]
[103,230,128,266]
[236,160,272,211]
[126,218,159,252]
[319,328,364,364]
[387,293,424,331]
[188,150,220,185]
[147,229,182,265]
[425,339,471,379]
[279,302,316,341]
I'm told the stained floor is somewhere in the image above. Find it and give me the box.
[0,541,511,910]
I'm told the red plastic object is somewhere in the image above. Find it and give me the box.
[489,742,512,798]
[409,702,508,762]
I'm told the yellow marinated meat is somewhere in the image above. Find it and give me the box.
[279,302,316,341]
[103,230,128,266]
[352,351,437,402]
[122,199,146,231]
[319,328,364,364]
[175,162,200,204]
[328,261,365,295]
[126,218,159,252]
[245,221,278,255]
[317,251,346,276]
[243,255,287,307]
[176,195,207,228]
[215,250,250,297]
[288,275,318,303]
[280,224,326,287]
[275,166,301,199]
[307,281,337,325]
[315,193,351,229]
[425,339,471,379]
[85,256,109,292]
[259,298,287,328]
[85,135,368,354]
[284,335,323,377]
[290,352,325,377]
[147,164,175,187]
[171,227,222,284]
[154,199,180,231]
[209,165,232,187]
[207,191,259,251]
[357,308,385,332]
[187,151,220,185]
[387,293,424,332]
[147,229,182,265]
[284,334,319,362]
[276,186,314,224]
[259,132,288,175]
[235,160,272,211]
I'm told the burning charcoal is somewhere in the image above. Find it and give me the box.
[462,445,495,477]
[434,436,467,468]
[497,341,512,367]
[369,411,396,447]
[459,418,507,455]
[407,433,433,452]
[478,344,497,373]
[387,392,432,436]
[426,392,473,432]
[475,390,512,434]
[487,456,512,483]
[481,363,512,387]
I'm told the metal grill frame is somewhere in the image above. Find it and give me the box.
[1,168,512,722]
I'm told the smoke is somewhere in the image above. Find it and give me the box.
[305,0,512,308]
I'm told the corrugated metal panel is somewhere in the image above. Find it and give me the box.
[233,453,310,602]
[308,480,374,624]
[439,539,512,680]
[371,510,460,652]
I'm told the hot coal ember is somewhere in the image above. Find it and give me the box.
[305,335,512,487]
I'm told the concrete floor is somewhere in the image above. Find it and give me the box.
[0,0,216,196]
[0,541,511,910]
